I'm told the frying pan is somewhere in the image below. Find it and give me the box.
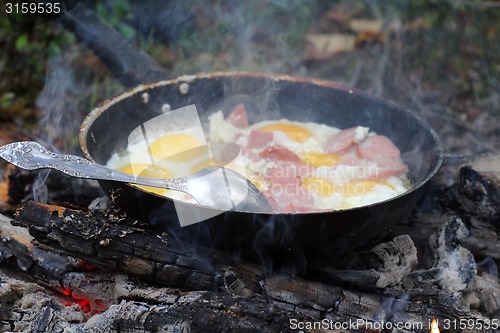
[79,72,443,262]
[59,4,443,262]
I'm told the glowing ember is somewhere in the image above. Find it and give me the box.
[57,288,107,314]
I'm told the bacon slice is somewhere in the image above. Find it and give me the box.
[226,103,248,128]
[368,165,409,180]
[325,127,366,154]
[247,130,273,150]
[265,162,300,212]
[259,146,303,163]
[263,161,316,213]
[357,135,408,179]
[357,135,401,166]
[259,146,315,178]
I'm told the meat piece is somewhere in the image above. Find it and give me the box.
[338,155,359,165]
[269,161,301,188]
[357,135,402,168]
[325,127,368,154]
[329,135,409,181]
[259,146,315,178]
[290,188,315,213]
[259,146,303,163]
[265,161,306,213]
[366,164,409,181]
[247,130,273,150]
[226,103,248,128]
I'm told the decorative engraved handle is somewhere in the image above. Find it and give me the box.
[0,141,187,192]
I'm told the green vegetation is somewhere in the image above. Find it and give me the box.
[0,14,75,124]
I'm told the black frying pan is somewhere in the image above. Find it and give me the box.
[57,3,443,262]
[79,72,443,263]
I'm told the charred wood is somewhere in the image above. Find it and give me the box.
[396,155,500,263]
[7,201,499,332]
[440,154,500,260]
[459,154,500,223]
[311,235,418,290]
[1,166,102,213]
[403,217,500,317]
[13,200,261,293]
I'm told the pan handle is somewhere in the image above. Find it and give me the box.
[57,2,168,87]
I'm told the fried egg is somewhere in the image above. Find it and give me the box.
[207,111,409,211]
[106,127,211,202]
[107,110,410,212]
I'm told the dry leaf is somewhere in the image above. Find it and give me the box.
[305,33,356,60]
[349,19,383,34]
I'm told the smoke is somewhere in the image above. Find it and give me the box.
[164,1,314,75]
[31,42,117,203]
[477,256,498,280]
[377,293,410,321]
[31,169,50,204]
[31,53,76,203]
[36,55,82,150]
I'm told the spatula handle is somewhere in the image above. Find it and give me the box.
[0,141,187,191]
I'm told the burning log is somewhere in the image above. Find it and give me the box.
[4,200,498,332]
[452,154,500,259]
[0,266,312,332]
[12,200,266,293]
[1,207,308,332]
[459,154,500,222]
[317,234,418,290]
[402,217,500,318]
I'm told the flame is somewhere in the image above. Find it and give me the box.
[430,319,440,333]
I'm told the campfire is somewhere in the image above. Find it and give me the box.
[2,163,500,331]
[1,1,499,332]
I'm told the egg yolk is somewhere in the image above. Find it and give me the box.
[119,163,171,196]
[257,123,312,142]
[303,153,341,167]
[149,134,203,160]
